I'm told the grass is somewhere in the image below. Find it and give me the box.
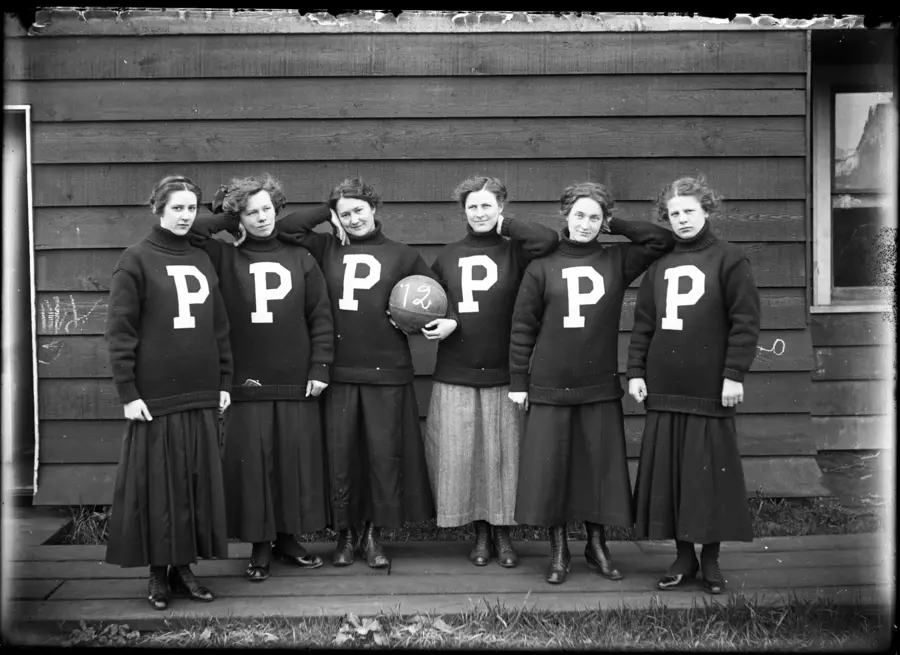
[17,595,887,649]
[57,491,884,546]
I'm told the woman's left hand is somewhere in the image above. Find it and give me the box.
[421,318,458,341]
[306,379,328,397]
[495,215,506,235]
[219,390,231,413]
[233,223,247,247]
[721,379,744,407]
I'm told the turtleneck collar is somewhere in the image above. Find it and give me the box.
[147,223,190,252]
[241,230,282,252]
[463,222,503,247]
[347,219,386,245]
[557,228,605,257]
[673,220,718,252]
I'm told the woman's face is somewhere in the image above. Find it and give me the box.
[666,195,708,239]
[240,190,276,238]
[335,197,376,238]
[464,188,503,234]
[566,197,604,243]
[158,189,198,236]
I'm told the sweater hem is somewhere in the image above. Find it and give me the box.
[144,391,221,416]
[231,385,318,402]
[528,382,624,406]
[332,366,414,385]
[645,393,736,417]
[432,365,509,388]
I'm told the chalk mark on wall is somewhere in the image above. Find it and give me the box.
[757,338,786,356]
[40,295,105,335]
[38,339,63,365]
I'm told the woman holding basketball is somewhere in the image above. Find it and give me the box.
[187,173,334,583]
[508,181,675,585]
[275,177,456,569]
[105,175,232,610]
[425,176,558,568]
[627,176,760,594]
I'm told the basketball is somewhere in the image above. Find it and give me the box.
[388,275,448,334]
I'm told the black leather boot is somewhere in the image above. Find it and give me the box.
[245,540,272,582]
[469,520,492,566]
[168,564,214,602]
[584,521,622,580]
[332,526,359,567]
[273,532,324,569]
[700,542,725,594]
[492,525,518,568]
[147,565,169,610]
[358,521,391,570]
[658,540,699,590]
[546,525,571,585]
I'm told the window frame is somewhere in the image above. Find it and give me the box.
[811,64,897,314]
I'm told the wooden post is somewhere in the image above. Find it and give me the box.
[2,105,38,497]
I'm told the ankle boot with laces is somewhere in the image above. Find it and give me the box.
[584,521,622,580]
[658,540,699,590]
[700,542,725,594]
[168,564,214,602]
[469,520,492,566]
[358,521,390,570]
[546,525,571,585]
[492,525,518,568]
[332,525,359,566]
[147,565,169,610]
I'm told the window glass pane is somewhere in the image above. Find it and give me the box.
[833,91,895,192]
[831,203,892,288]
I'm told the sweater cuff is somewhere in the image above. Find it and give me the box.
[309,363,330,385]
[116,381,141,405]
[499,216,512,237]
[220,374,233,392]
[625,368,646,380]
[509,373,529,393]
[722,368,745,383]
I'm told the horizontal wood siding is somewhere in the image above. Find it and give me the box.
[21,29,820,505]
[809,314,895,450]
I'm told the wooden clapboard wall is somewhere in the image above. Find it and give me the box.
[810,313,894,450]
[5,28,827,505]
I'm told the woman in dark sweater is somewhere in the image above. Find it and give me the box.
[105,175,233,610]
[275,177,458,570]
[188,173,334,583]
[508,182,675,585]
[425,176,558,568]
[627,176,760,594]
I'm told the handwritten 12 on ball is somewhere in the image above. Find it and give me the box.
[388,275,448,334]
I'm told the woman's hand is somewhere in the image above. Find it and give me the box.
[306,379,328,397]
[495,214,506,235]
[385,310,405,333]
[330,209,348,246]
[421,318,458,341]
[508,391,529,411]
[721,379,744,408]
[219,391,231,414]
[233,223,248,247]
[124,399,153,421]
[628,378,647,403]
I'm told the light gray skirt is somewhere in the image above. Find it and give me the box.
[424,381,523,527]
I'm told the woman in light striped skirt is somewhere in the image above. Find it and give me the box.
[424,176,558,567]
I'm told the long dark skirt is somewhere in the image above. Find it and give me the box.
[105,408,229,568]
[514,401,633,527]
[323,382,435,529]
[222,400,329,543]
[632,410,753,543]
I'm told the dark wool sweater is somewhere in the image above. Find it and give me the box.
[105,224,233,416]
[509,217,675,405]
[275,208,447,385]
[188,216,334,402]
[430,218,559,387]
[625,222,761,417]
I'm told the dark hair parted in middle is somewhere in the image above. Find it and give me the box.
[328,177,382,211]
[559,182,615,219]
[452,176,508,209]
[220,173,287,220]
[148,175,202,216]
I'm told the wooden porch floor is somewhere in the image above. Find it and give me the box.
[4,533,892,634]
